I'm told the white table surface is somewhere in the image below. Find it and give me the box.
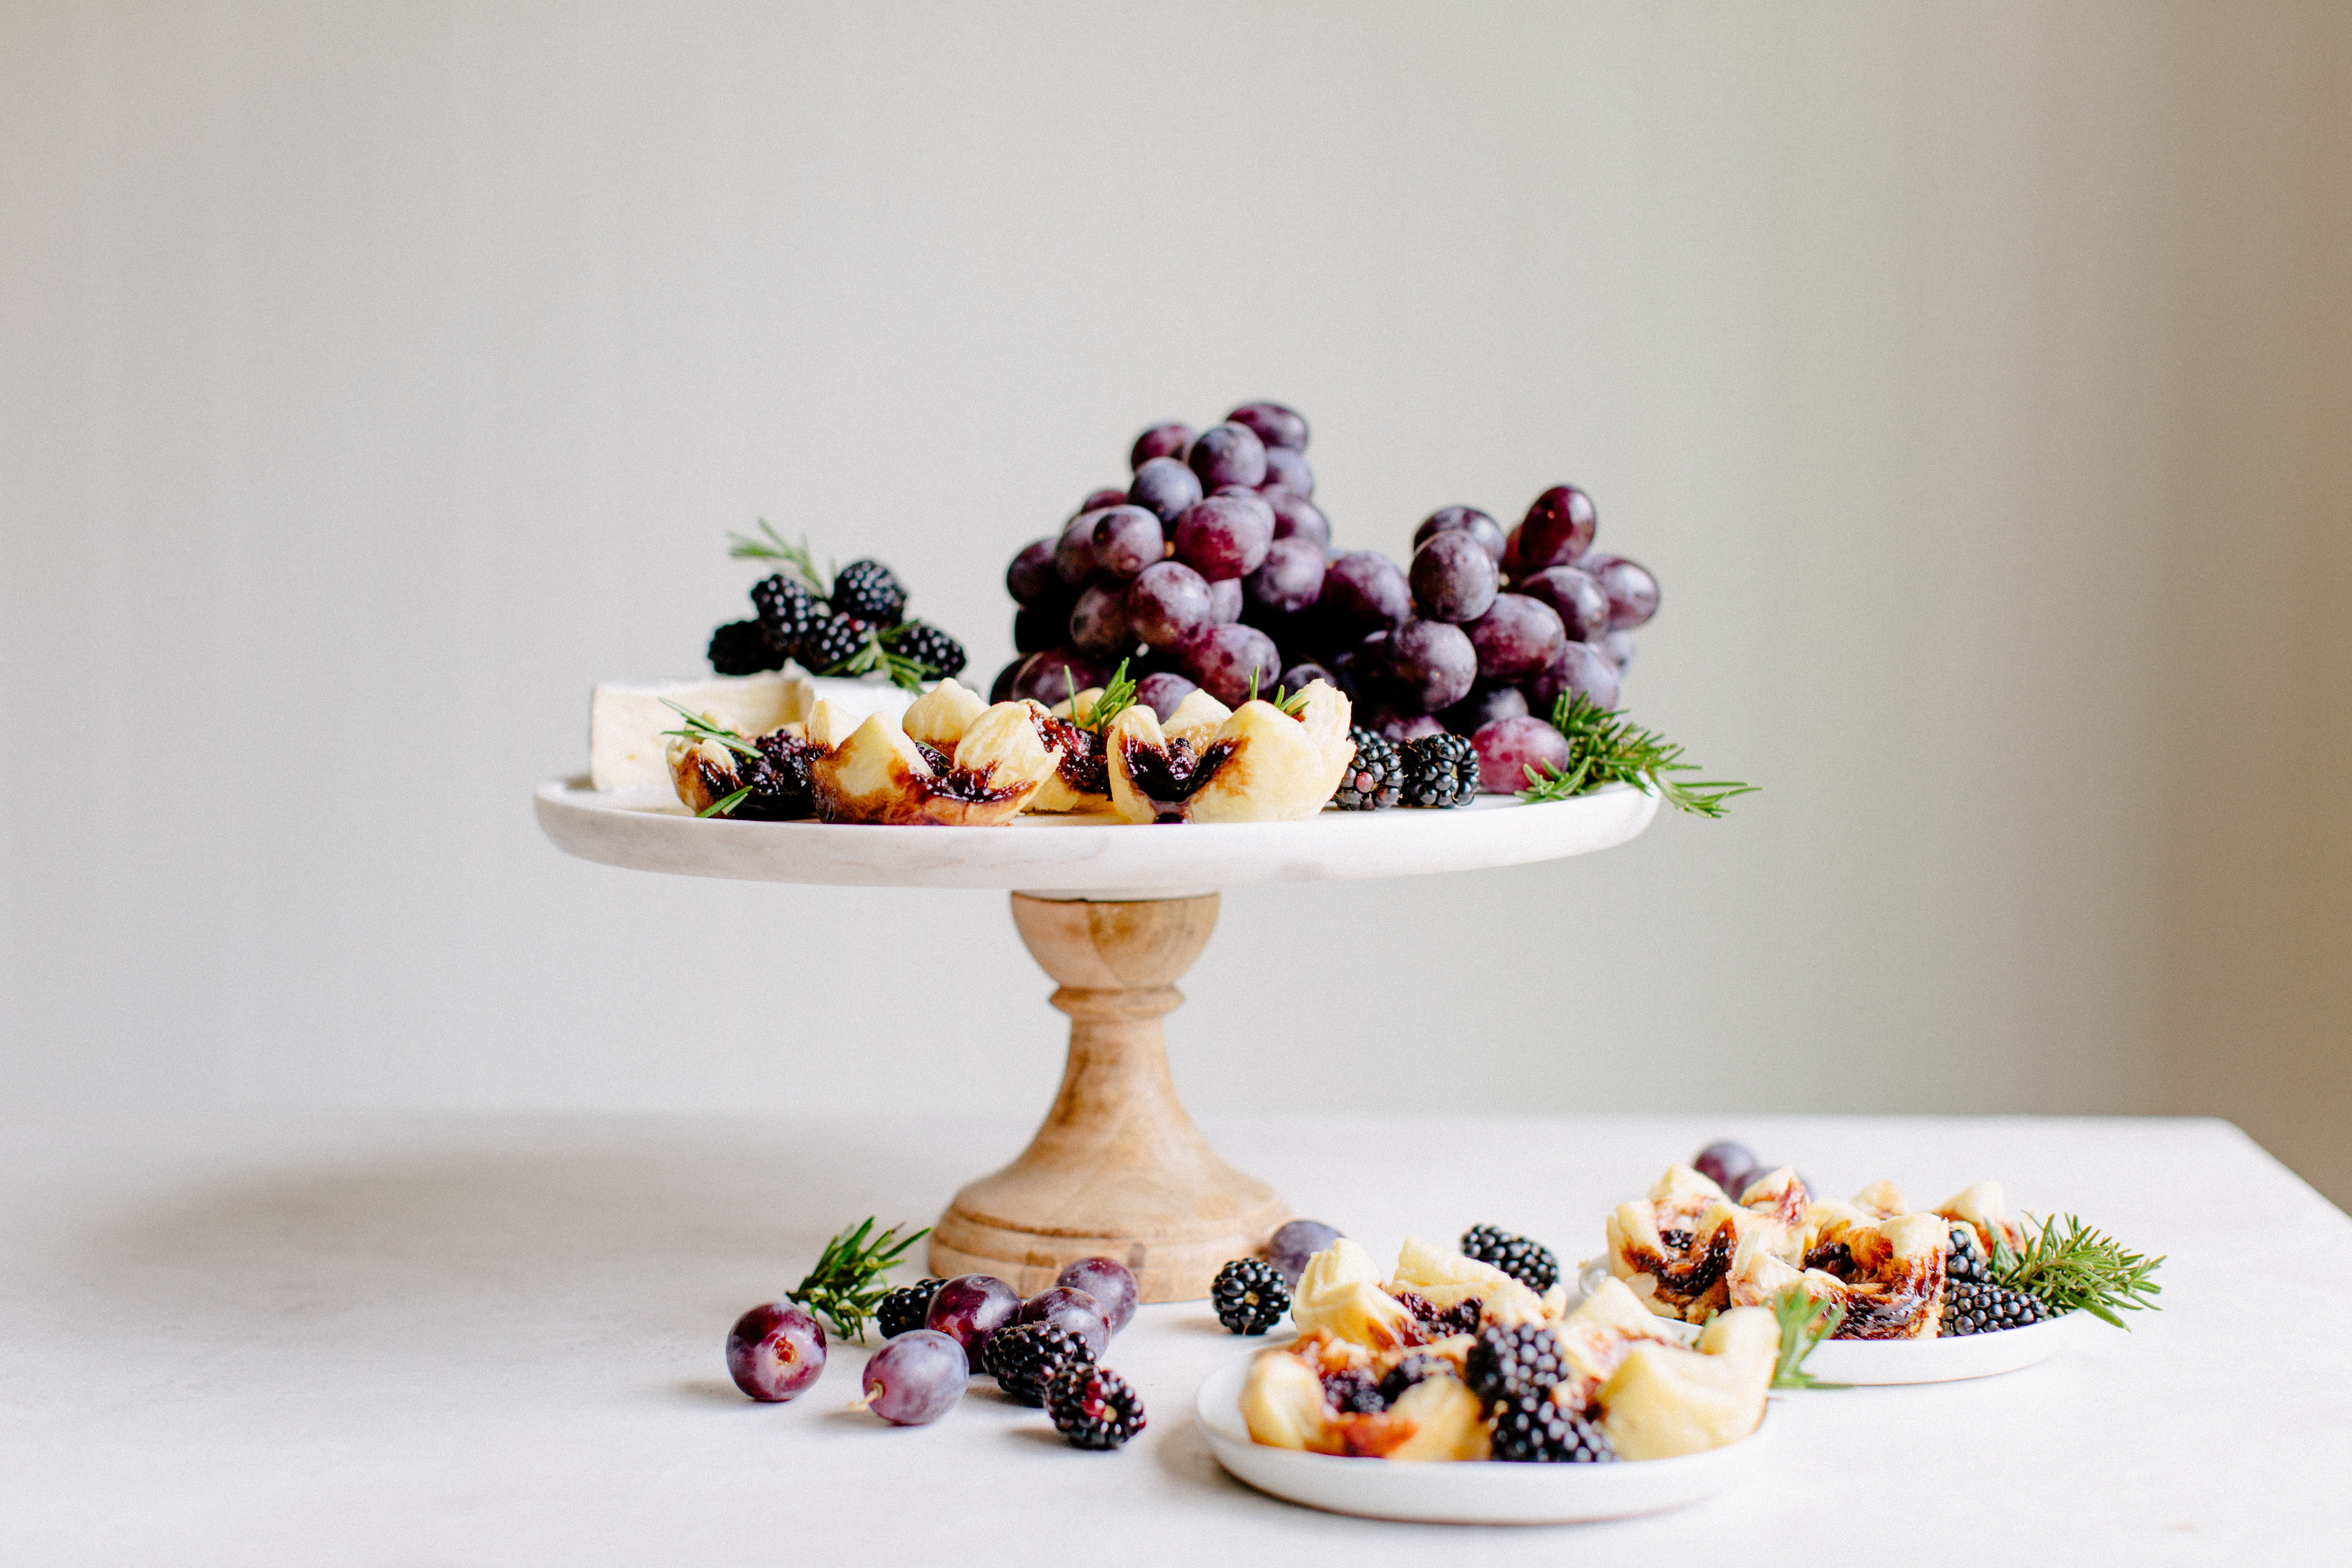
[3,1112,2344,1565]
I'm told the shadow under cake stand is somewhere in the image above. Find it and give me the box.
[535,783,1658,1301]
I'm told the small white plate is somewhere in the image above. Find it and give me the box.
[1195,1347,1773,1525]
[1572,1260,2090,1386]
[1800,1310,2089,1385]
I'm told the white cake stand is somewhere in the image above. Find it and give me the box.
[536,781,1659,1300]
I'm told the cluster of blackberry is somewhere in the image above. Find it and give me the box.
[1941,1224,2047,1336]
[708,554,967,683]
[1465,1323,1618,1463]
[1461,1225,1561,1293]
[1330,727,1478,811]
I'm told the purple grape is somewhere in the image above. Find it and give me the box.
[1320,551,1413,638]
[1440,682,1528,735]
[1007,538,1063,609]
[1015,1286,1110,1358]
[1465,592,1567,683]
[1055,1257,1140,1334]
[1010,648,1114,707]
[1517,566,1612,642]
[1279,661,1334,693]
[1266,489,1330,550]
[1584,555,1660,630]
[1262,1219,1342,1287]
[1187,422,1268,489]
[1013,607,1063,654]
[1245,537,1325,615]
[859,1330,967,1426]
[1602,629,1637,672]
[1500,523,1525,580]
[1133,671,1199,722]
[1414,506,1506,564]
[1471,715,1572,794]
[1380,619,1478,713]
[1207,576,1243,625]
[1408,531,1499,624]
[925,1274,1022,1371]
[1182,623,1283,706]
[1520,485,1597,570]
[1226,401,1308,451]
[1080,487,1130,513]
[1362,706,1446,743]
[725,1301,827,1402]
[1054,512,1101,586]
[1259,445,1314,498]
[1089,505,1166,580]
[1330,629,1391,701]
[1125,560,1214,648]
[1069,580,1135,658]
[1128,456,1204,526]
[989,658,1021,703]
[1129,422,1195,472]
[1523,639,1621,718]
[1694,1140,1761,1198]
[1172,494,1274,582]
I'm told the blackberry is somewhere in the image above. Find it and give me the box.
[1211,1258,1290,1335]
[1464,1323,1566,1409]
[831,559,908,624]
[1941,1279,2047,1336]
[1398,732,1479,808]
[708,619,784,676]
[1489,1393,1616,1463]
[982,1321,1096,1405]
[889,620,967,679]
[1331,727,1402,810]
[751,573,828,659]
[1321,1368,1387,1414]
[1376,1353,1450,1405]
[801,613,871,673]
[1044,1364,1147,1450]
[1461,1225,1561,1294]
[1945,1223,1992,1286]
[876,1278,943,1339]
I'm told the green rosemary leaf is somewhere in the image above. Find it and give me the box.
[658,699,762,760]
[1082,659,1139,732]
[1513,692,1756,817]
[1993,1215,2164,1328]
[1769,1288,1849,1389]
[726,520,829,595]
[785,1218,933,1343]
[697,785,755,819]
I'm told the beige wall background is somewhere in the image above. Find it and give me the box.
[4,3,2347,1200]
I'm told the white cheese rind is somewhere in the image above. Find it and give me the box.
[587,674,919,791]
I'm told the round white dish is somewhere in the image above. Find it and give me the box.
[1571,1260,2089,1386]
[1194,1347,1772,1526]
[534,779,1658,894]
[1799,1309,2089,1384]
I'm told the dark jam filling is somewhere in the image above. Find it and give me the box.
[1640,1225,1737,1299]
[1803,1241,1855,1279]
[1390,1290,1482,1342]
[1033,713,1108,797]
[919,767,1019,805]
[1120,737,1236,820]
[913,740,952,773]
[700,736,818,821]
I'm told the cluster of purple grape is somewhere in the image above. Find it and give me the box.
[992,405,1660,761]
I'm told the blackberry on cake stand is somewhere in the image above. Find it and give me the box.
[535,771,1658,1300]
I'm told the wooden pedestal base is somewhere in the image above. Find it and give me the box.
[927,892,1289,1303]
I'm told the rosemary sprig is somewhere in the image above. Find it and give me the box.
[1080,659,1139,732]
[785,1218,931,1343]
[1516,692,1758,817]
[1993,1215,2164,1328]
[659,699,761,760]
[726,520,832,595]
[824,627,931,693]
[1267,684,1311,716]
[1768,1288,1848,1389]
[698,785,755,819]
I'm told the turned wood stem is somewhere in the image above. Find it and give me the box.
[926,892,1290,1303]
